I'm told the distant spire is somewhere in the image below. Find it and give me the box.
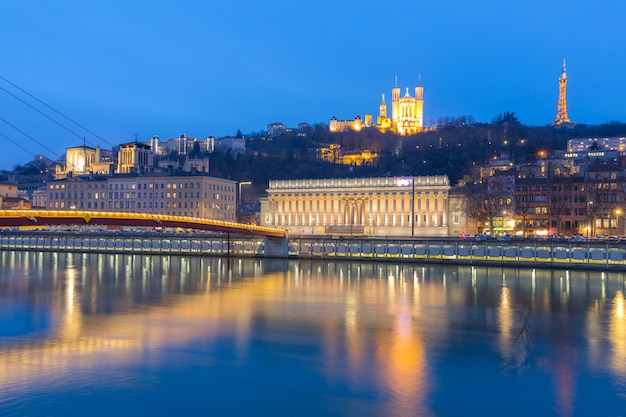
[381,93,385,103]
[418,74,421,87]
[553,59,572,126]
[394,75,398,87]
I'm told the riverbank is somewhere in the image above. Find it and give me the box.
[1,230,625,271]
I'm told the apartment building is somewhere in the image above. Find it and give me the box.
[45,173,236,222]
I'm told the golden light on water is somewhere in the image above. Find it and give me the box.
[609,291,626,374]
[1,251,626,415]
[498,285,513,361]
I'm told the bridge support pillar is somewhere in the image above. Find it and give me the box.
[264,236,289,258]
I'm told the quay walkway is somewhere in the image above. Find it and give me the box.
[291,237,626,271]
[1,231,625,270]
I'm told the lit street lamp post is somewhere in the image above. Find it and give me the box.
[411,178,415,237]
[587,200,595,237]
[615,208,623,236]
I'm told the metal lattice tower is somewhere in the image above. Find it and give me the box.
[553,59,573,125]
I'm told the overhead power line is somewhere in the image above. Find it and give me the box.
[0,127,81,171]
[0,116,63,160]
[0,131,38,159]
[0,75,115,147]
[0,84,97,148]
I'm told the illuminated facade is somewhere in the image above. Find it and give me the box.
[46,173,236,221]
[117,142,153,174]
[378,77,424,135]
[567,137,626,152]
[317,144,378,166]
[55,143,148,179]
[329,116,365,133]
[260,176,451,237]
[55,146,99,179]
[330,77,424,135]
[553,60,573,126]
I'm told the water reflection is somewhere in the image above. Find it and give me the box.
[0,251,625,415]
[610,291,626,374]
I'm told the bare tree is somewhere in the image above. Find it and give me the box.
[464,184,504,235]
[586,187,603,237]
[549,184,570,236]
[514,194,533,238]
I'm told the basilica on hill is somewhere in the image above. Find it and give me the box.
[330,76,425,135]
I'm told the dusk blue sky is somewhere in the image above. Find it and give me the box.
[1,0,625,169]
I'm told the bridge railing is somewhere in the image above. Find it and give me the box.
[2,230,625,270]
[0,230,267,257]
[0,209,285,237]
[292,237,626,270]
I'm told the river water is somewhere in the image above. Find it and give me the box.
[0,250,625,416]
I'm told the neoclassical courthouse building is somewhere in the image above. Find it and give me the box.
[260,176,468,237]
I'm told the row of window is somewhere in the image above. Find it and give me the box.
[48,191,233,202]
[49,183,106,190]
[516,195,548,202]
[551,196,587,204]
[49,181,235,193]
[49,192,106,200]
[550,185,583,192]
[272,192,447,198]
[49,201,106,209]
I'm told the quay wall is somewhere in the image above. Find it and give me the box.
[1,231,625,271]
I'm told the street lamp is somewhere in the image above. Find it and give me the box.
[615,208,623,236]
[237,181,252,222]
[587,200,594,237]
[411,178,415,237]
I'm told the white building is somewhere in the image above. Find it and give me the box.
[46,173,236,221]
[567,137,626,152]
[260,176,451,237]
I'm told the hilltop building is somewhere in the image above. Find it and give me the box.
[329,116,367,133]
[55,145,115,179]
[567,137,626,152]
[117,142,153,174]
[267,123,287,138]
[330,76,425,135]
[377,76,424,135]
[317,144,378,166]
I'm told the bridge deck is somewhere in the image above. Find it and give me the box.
[0,210,286,238]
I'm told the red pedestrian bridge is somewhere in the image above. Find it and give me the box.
[0,210,286,238]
